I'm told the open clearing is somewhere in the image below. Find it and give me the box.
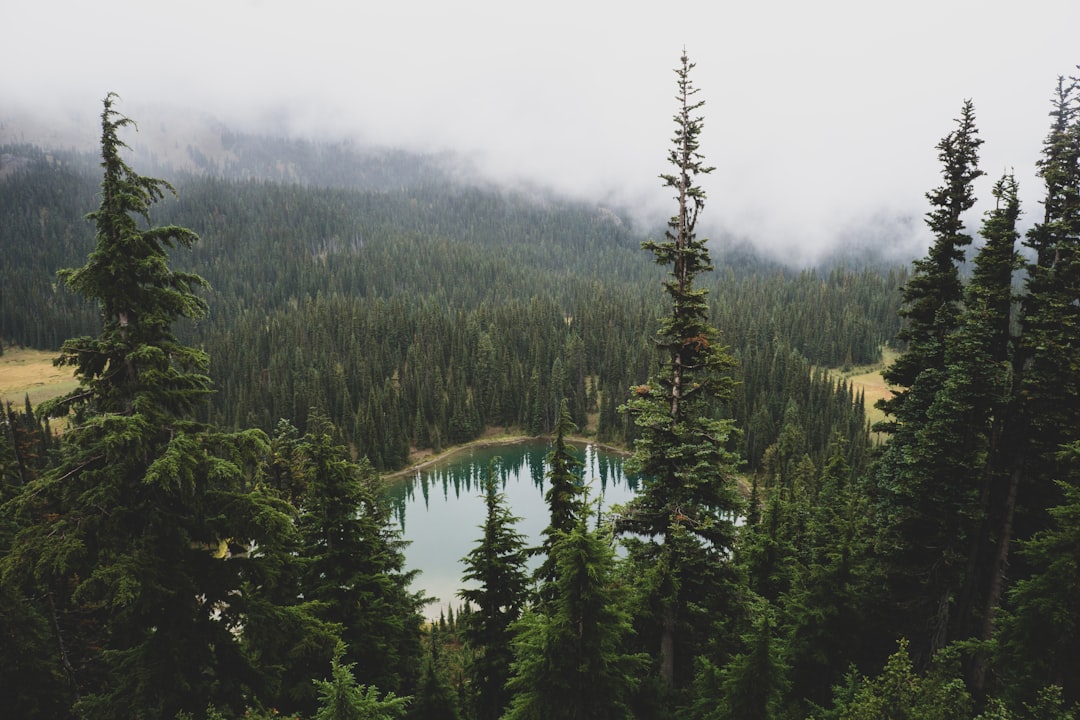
[0,346,78,410]
[829,346,899,440]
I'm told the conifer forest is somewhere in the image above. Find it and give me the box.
[2,55,1080,719]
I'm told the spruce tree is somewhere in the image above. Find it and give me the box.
[294,413,425,696]
[1008,74,1080,539]
[987,73,1080,699]
[458,459,529,720]
[312,649,411,720]
[996,442,1080,707]
[503,517,643,720]
[616,51,743,690]
[1,94,297,717]
[923,174,1020,648]
[878,99,984,427]
[872,100,986,661]
[534,397,585,595]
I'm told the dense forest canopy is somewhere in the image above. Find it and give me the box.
[2,54,1079,719]
[1,128,897,473]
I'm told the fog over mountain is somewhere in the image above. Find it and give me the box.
[4,0,1078,266]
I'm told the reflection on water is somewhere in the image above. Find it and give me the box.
[386,441,636,619]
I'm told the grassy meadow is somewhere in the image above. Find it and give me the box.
[0,346,77,411]
[830,346,898,441]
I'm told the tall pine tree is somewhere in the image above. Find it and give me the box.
[1,94,297,718]
[617,51,744,691]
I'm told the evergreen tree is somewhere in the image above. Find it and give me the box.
[826,639,974,720]
[407,628,462,720]
[873,100,986,661]
[313,648,411,720]
[616,51,744,690]
[0,405,70,717]
[503,517,643,720]
[878,99,984,426]
[534,397,586,595]
[919,174,1020,655]
[1008,74,1080,541]
[781,436,882,712]
[696,600,789,720]
[458,459,530,720]
[979,74,1079,692]
[996,441,1080,707]
[294,413,425,696]
[1,94,297,717]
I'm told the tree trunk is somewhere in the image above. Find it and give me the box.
[970,457,1021,693]
[660,604,676,687]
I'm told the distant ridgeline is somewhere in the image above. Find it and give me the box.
[0,138,902,473]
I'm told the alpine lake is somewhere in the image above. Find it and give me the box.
[385,440,638,619]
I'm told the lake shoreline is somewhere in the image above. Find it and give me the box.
[382,432,630,483]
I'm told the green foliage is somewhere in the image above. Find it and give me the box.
[458,459,530,720]
[406,628,463,720]
[872,100,999,660]
[693,599,789,720]
[0,95,311,719]
[995,442,1080,706]
[826,639,973,720]
[313,649,411,720]
[292,413,425,695]
[6,60,1079,720]
[617,50,745,691]
[503,518,644,720]
[533,398,586,595]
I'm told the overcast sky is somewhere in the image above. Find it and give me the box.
[4,0,1079,263]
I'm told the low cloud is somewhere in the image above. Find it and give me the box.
[3,1,1075,265]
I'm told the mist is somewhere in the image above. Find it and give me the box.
[4,0,1078,266]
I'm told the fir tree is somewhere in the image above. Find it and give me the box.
[294,413,425,696]
[996,444,1080,707]
[878,99,984,428]
[616,51,744,690]
[873,100,987,662]
[503,517,643,720]
[978,74,1080,693]
[458,459,529,720]
[407,627,462,720]
[1,94,297,718]
[313,648,411,720]
[533,397,585,596]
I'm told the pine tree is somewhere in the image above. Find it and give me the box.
[781,436,881,711]
[878,99,984,428]
[1,94,297,717]
[921,174,1020,651]
[991,75,1080,706]
[407,628,462,720]
[458,459,530,720]
[1008,74,1080,539]
[698,601,789,720]
[616,51,744,690]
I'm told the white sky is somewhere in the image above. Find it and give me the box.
[4,0,1079,263]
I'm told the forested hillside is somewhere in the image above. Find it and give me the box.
[1,132,898,473]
